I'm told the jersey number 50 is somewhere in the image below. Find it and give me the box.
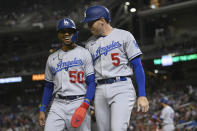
[111,53,120,66]
[69,71,85,83]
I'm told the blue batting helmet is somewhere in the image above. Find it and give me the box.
[82,5,111,23]
[57,18,78,43]
[160,97,168,104]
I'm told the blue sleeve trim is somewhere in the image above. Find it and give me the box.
[85,74,96,102]
[130,56,146,96]
[84,99,90,105]
[128,52,142,61]
[40,81,54,112]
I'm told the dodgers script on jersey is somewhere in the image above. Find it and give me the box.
[45,46,94,96]
[85,28,142,80]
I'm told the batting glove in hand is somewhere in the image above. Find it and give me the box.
[71,102,89,128]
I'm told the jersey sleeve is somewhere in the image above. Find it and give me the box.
[83,50,94,77]
[44,56,53,82]
[124,32,142,61]
[160,109,166,119]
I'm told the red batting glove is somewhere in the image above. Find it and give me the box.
[71,102,89,128]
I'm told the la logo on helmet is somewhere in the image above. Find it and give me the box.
[64,19,69,25]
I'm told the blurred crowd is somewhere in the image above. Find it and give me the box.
[0,78,196,131]
[0,99,41,131]
[0,0,191,28]
[128,72,197,131]
[128,82,197,131]
[0,0,96,29]
[0,3,69,28]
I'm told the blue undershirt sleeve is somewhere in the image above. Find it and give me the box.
[40,81,54,112]
[130,56,146,96]
[84,74,96,105]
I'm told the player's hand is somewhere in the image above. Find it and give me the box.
[38,111,46,127]
[137,96,149,112]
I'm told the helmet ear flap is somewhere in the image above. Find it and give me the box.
[71,31,78,43]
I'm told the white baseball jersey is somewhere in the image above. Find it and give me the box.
[85,28,139,131]
[85,28,142,80]
[160,105,175,131]
[44,46,94,96]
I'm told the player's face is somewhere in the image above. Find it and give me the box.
[87,19,103,36]
[58,28,75,45]
[160,103,164,108]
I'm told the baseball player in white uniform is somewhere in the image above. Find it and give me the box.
[38,18,96,131]
[82,5,149,131]
[159,97,175,131]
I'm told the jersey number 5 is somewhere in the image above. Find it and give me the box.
[111,53,120,66]
[69,71,85,83]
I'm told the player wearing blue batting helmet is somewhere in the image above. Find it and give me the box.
[39,17,96,131]
[81,4,150,131]
[82,5,111,23]
[82,6,112,36]
[57,18,78,44]
[159,97,175,130]
[160,97,168,104]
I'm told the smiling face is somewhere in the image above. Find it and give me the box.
[58,28,76,45]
